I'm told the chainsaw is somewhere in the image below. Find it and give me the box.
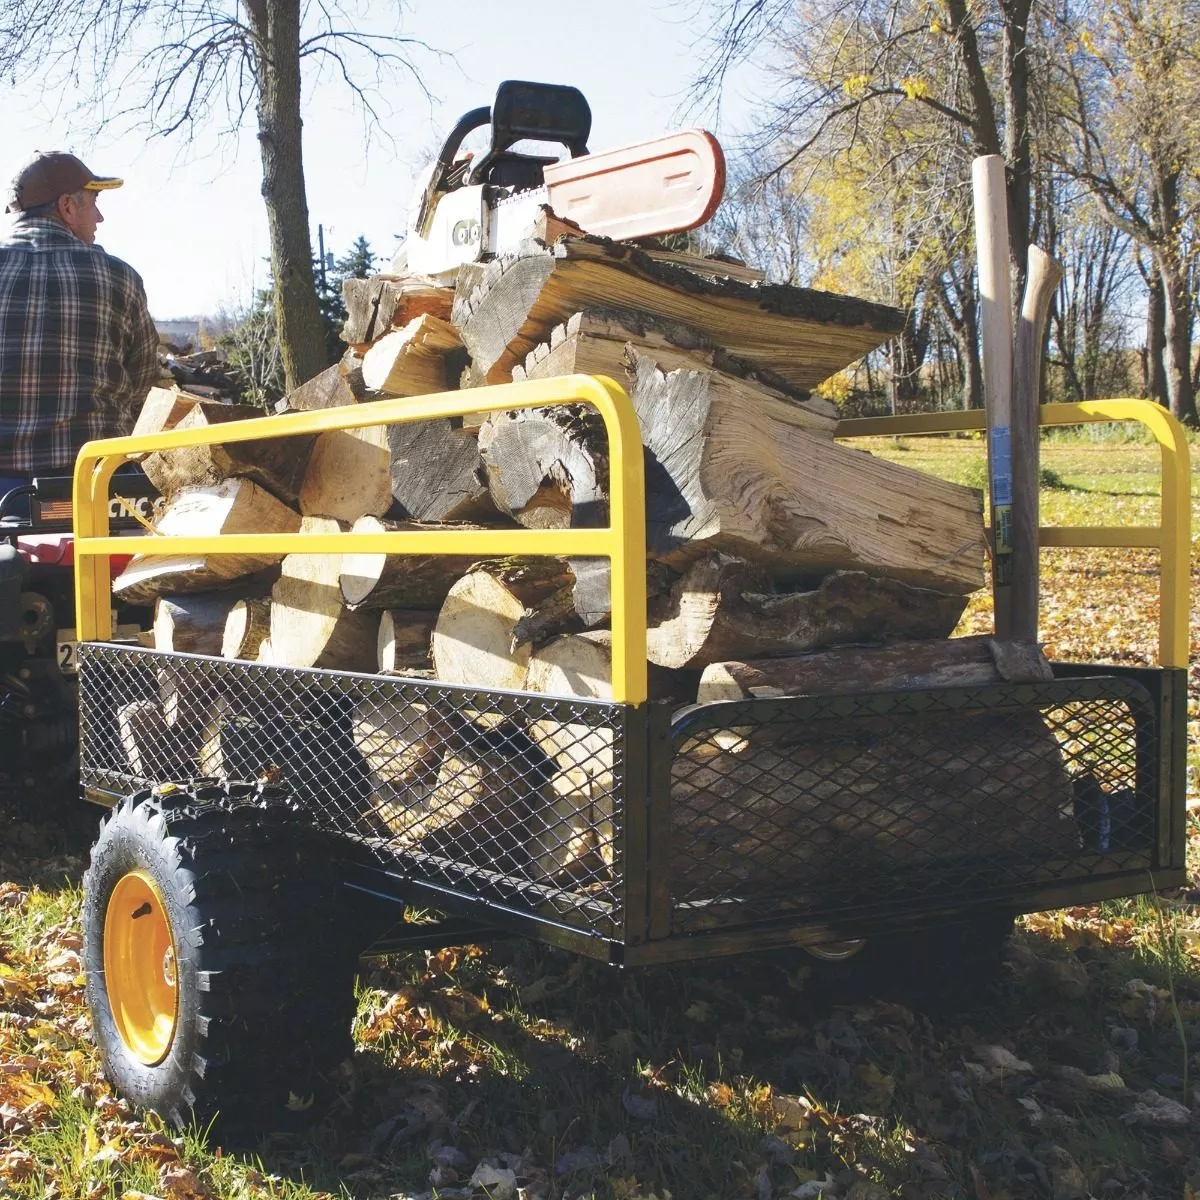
[398,80,726,283]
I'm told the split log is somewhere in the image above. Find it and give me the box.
[269,516,378,671]
[522,632,692,877]
[525,631,620,872]
[528,766,613,884]
[341,275,454,347]
[480,347,985,594]
[695,635,1053,704]
[645,560,968,671]
[112,479,300,606]
[390,726,551,876]
[339,515,481,609]
[153,594,238,656]
[352,695,461,804]
[513,308,838,429]
[628,352,986,593]
[118,700,192,779]
[278,358,366,413]
[361,314,462,396]
[222,597,272,660]
[299,424,392,521]
[451,234,904,389]
[131,387,205,441]
[377,609,437,672]
[141,400,312,505]
[388,419,498,522]
[431,559,576,690]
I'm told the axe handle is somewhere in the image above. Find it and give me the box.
[972,155,1016,634]
[1011,245,1064,643]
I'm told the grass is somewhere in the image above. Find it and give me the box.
[2,435,1199,1200]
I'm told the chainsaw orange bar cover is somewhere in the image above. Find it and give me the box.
[543,129,726,242]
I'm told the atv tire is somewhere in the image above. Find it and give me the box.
[82,786,359,1135]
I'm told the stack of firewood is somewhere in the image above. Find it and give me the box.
[113,212,1077,890]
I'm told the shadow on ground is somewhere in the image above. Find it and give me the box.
[243,910,1200,1200]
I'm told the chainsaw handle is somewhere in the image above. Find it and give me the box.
[415,105,491,238]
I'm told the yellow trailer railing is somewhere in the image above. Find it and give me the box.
[837,399,1192,669]
[72,375,649,703]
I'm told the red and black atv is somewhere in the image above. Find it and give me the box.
[0,474,156,830]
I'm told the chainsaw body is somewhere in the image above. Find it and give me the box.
[399,80,726,282]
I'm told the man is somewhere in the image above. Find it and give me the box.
[0,151,160,514]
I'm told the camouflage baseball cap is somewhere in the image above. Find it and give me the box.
[6,151,123,214]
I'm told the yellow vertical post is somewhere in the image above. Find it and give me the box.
[72,452,120,642]
[584,375,648,706]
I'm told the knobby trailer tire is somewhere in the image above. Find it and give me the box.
[82,787,359,1135]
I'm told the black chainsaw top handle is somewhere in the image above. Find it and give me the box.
[414,81,592,237]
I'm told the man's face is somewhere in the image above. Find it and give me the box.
[58,189,103,244]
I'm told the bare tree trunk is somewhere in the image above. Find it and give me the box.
[1141,256,1167,404]
[1000,0,1033,299]
[246,0,328,390]
[1161,261,1199,426]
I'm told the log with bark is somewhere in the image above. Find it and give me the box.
[627,352,986,593]
[529,207,767,285]
[512,308,838,428]
[479,346,985,594]
[268,516,378,671]
[338,515,482,609]
[152,592,240,736]
[360,314,462,397]
[117,699,193,779]
[521,631,694,878]
[377,609,437,672]
[222,597,272,660]
[668,700,1075,908]
[141,400,312,504]
[645,559,968,671]
[452,234,904,389]
[431,559,577,690]
[153,593,239,656]
[387,419,499,522]
[112,479,300,606]
[478,404,609,529]
[299,423,393,522]
[694,634,1053,704]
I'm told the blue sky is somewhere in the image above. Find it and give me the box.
[1,0,763,319]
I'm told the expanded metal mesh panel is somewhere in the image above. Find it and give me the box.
[666,679,1159,932]
[77,644,626,937]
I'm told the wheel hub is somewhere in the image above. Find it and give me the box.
[103,871,179,1065]
[805,937,867,962]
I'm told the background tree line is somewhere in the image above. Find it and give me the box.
[690,0,1200,425]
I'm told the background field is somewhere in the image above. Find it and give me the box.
[1,431,1197,1200]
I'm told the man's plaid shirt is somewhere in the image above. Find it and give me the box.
[0,217,160,474]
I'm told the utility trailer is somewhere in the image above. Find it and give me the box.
[70,377,1191,1133]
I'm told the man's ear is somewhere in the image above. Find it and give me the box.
[54,193,73,223]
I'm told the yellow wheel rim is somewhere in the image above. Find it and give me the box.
[103,871,179,1065]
